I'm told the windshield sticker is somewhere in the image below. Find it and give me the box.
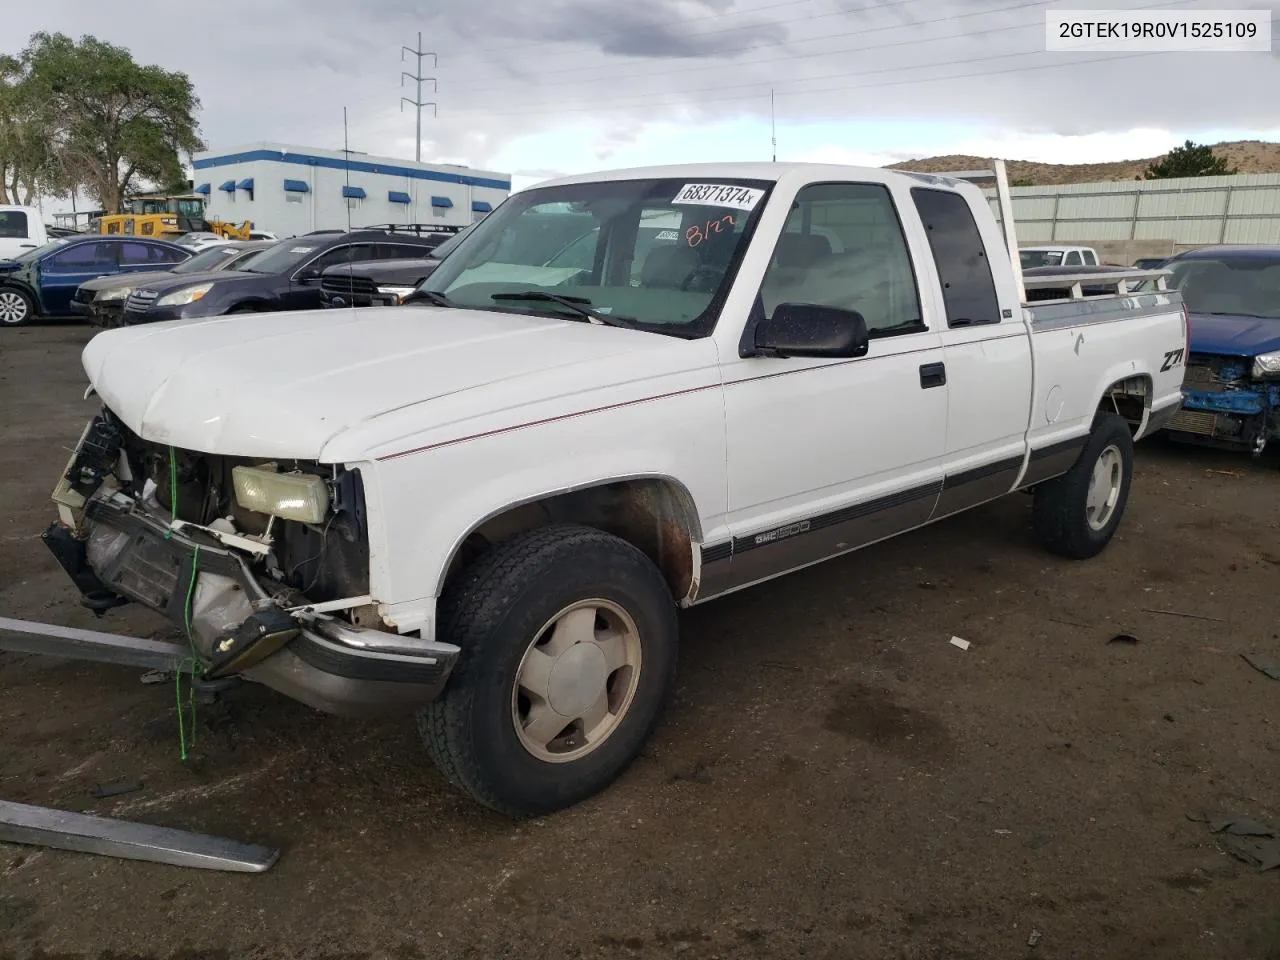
[288,246,316,254]
[672,184,765,210]
[655,230,679,241]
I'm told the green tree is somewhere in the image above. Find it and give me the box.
[21,32,203,212]
[1142,139,1236,180]
[0,53,65,204]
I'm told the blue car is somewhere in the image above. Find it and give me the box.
[0,235,192,327]
[1164,245,1280,455]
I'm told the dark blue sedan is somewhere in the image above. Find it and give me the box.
[0,236,191,327]
[1163,245,1280,455]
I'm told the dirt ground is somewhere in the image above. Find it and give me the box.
[1,324,1278,960]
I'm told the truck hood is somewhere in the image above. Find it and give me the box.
[82,306,707,461]
[1188,312,1280,357]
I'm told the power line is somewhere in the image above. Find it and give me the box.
[443,0,980,80]
[400,31,438,163]
[446,47,1176,121]
[447,0,827,58]
[438,0,1206,114]
[448,0,1057,95]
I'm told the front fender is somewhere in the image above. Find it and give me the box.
[353,383,729,625]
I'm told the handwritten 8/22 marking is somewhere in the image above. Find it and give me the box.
[686,214,736,249]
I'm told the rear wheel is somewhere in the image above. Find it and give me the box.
[418,524,679,816]
[1032,412,1134,559]
[0,288,34,327]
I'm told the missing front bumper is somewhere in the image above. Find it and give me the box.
[46,494,460,717]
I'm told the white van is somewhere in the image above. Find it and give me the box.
[0,206,49,260]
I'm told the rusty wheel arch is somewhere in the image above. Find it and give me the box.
[438,477,705,605]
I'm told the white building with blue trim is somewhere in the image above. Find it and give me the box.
[192,142,512,237]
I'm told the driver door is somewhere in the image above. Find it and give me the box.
[717,181,948,590]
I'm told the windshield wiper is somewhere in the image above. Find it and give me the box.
[412,290,458,308]
[490,291,635,328]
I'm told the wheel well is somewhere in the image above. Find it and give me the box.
[441,479,702,603]
[1101,374,1152,436]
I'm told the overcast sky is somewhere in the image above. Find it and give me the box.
[10,0,1280,197]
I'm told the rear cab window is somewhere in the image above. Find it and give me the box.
[910,188,1000,328]
[0,210,30,239]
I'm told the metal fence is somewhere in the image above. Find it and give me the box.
[983,172,1280,247]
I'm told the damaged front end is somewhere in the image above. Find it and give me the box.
[44,408,459,717]
[1167,354,1280,455]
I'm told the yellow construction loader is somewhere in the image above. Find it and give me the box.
[96,194,254,241]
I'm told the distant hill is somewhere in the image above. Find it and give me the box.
[886,140,1280,186]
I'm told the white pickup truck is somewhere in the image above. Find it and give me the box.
[44,162,1186,816]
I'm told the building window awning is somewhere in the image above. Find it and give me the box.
[194,183,211,196]
[342,185,367,200]
[388,190,412,204]
[236,178,254,191]
[471,200,492,213]
[283,179,309,193]
[430,195,453,208]
[218,180,236,193]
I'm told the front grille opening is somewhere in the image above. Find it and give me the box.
[114,418,370,602]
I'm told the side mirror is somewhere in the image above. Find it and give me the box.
[401,288,433,305]
[752,303,870,359]
[295,266,322,283]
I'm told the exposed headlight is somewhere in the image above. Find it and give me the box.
[156,283,213,307]
[232,466,330,524]
[97,284,136,302]
[1252,352,1280,379]
[377,285,418,304]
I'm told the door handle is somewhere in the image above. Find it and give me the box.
[919,362,946,389]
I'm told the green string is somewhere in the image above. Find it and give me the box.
[174,537,203,761]
[164,446,178,541]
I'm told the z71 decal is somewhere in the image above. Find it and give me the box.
[1161,347,1185,372]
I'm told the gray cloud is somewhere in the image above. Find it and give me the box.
[8,0,1277,174]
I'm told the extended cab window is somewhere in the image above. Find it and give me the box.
[910,188,999,328]
[1083,250,1098,266]
[758,182,922,337]
[1065,250,1082,266]
[0,210,29,238]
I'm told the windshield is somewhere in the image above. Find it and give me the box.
[420,177,774,335]
[241,239,324,275]
[173,245,244,274]
[13,238,69,263]
[1020,250,1063,268]
[1167,256,1280,319]
[425,222,477,261]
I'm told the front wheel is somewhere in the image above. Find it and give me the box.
[417,524,678,817]
[1032,412,1134,559]
[0,288,34,327]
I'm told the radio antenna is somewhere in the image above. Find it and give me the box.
[770,88,777,163]
[342,106,355,310]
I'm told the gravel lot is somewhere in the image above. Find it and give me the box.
[1,324,1278,960]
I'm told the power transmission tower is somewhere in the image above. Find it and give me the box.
[401,32,438,164]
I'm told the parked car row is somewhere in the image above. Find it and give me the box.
[0,225,469,327]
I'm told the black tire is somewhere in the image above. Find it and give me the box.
[227,304,258,314]
[1032,411,1134,559]
[0,287,34,327]
[418,523,679,817]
